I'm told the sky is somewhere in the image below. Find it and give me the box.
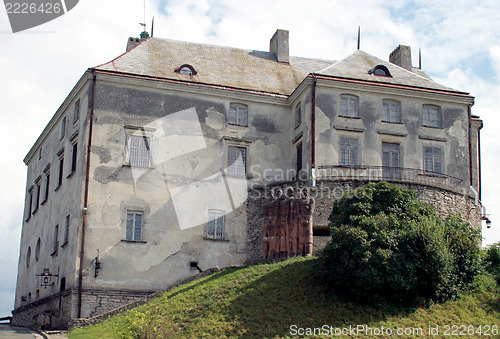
[0,0,499,317]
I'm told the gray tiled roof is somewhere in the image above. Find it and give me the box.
[95,38,465,95]
[316,50,464,93]
[95,37,334,95]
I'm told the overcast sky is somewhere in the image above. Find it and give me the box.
[0,0,499,317]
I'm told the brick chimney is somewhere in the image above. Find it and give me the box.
[389,45,412,71]
[270,29,289,63]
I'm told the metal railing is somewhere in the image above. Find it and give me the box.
[316,165,463,191]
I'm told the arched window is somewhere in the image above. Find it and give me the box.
[174,64,197,76]
[368,65,392,77]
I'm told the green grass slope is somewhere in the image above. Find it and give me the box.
[69,257,499,338]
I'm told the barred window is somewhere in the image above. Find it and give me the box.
[227,146,247,177]
[207,210,224,240]
[64,215,70,245]
[129,135,150,168]
[339,137,359,166]
[296,142,303,173]
[126,211,143,241]
[424,147,442,174]
[229,104,248,127]
[382,100,401,123]
[340,95,359,118]
[71,142,78,173]
[422,105,442,128]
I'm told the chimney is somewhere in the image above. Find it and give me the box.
[270,29,289,63]
[126,37,141,52]
[389,45,412,71]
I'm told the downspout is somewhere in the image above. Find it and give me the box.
[311,74,317,186]
[467,105,473,187]
[478,125,482,201]
[78,69,96,318]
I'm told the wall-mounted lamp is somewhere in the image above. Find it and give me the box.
[486,219,492,229]
[37,268,58,289]
[94,249,101,278]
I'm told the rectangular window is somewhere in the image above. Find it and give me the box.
[53,225,59,254]
[339,137,359,166]
[27,189,33,219]
[71,142,78,173]
[64,215,70,244]
[227,146,247,177]
[129,135,150,168]
[340,95,359,118]
[43,170,50,202]
[424,147,442,174]
[383,101,401,123]
[296,142,303,173]
[207,210,224,240]
[73,99,80,124]
[60,117,66,140]
[34,181,41,212]
[58,155,64,187]
[295,103,302,127]
[126,212,143,241]
[228,103,248,127]
[382,143,400,179]
[422,105,442,128]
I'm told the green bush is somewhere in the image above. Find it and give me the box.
[484,242,500,284]
[322,181,481,307]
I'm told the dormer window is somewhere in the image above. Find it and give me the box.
[175,64,197,76]
[368,65,392,77]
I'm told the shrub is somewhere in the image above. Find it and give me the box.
[321,181,481,307]
[483,242,500,284]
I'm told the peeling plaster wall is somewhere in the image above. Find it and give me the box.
[312,84,472,191]
[14,82,91,316]
[81,78,293,299]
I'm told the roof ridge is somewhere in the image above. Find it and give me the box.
[94,37,151,69]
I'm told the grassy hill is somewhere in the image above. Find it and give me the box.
[69,257,500,338]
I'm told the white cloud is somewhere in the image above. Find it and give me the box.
[1,0,499,318]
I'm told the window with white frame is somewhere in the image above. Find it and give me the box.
[339,137,359,166]
[340,95,359,118]
[126,211,143,241]
[228,103,248,127]
[422,105,442,128]
[207,210,224,240]
[128,135,150,168]
[382,100,401,123]
[227,146,247,177]
[424,147,443,174]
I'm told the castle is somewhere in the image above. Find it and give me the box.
[13,29,485,329]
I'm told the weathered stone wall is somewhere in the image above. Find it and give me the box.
[12,290,76,330]
[80,289,154,319]
[246,180,483,262]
